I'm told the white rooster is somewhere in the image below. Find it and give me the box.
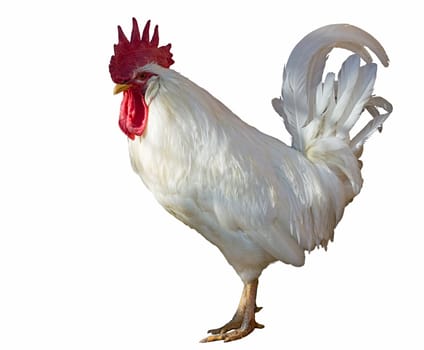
[109,18,392,342]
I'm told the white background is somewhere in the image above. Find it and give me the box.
[1,1,422,349]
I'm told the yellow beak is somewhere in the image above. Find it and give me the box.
[113,83,130,95]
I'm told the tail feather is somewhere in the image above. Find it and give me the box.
[335,58,377,138]
[323,54,362,138]
[350,96,393,156]
[272,24,390,154]
[273,23,392,204]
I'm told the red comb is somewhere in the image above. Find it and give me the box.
[109,18,174,83]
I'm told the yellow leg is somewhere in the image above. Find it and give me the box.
[200,279,264,343]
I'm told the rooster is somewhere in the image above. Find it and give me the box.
[109,18,392,342]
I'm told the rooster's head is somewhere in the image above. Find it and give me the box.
[109,18,174,139]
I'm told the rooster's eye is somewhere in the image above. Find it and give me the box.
[136,72,148,80]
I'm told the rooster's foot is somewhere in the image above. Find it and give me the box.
[200,279,264,343]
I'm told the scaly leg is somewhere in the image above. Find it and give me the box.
[200,279,264,343]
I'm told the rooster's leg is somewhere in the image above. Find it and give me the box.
[200,279,264,343]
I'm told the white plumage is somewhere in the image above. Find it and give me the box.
[113,22,392,342]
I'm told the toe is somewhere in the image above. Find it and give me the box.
[207,317,242,335]
[200,334,226,343]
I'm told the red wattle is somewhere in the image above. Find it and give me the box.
[119,88,148,139]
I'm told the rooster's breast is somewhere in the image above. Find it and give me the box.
[128,128,285,281]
